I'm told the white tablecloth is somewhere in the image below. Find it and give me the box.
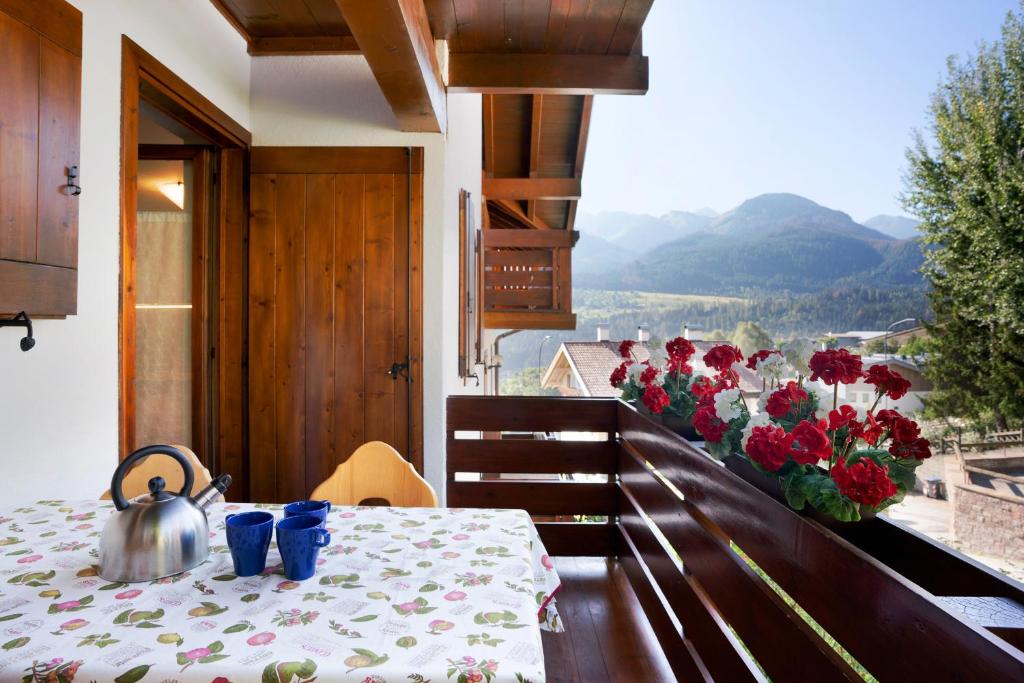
[0,500,561,682]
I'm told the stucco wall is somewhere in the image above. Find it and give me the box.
[0,0,250,502]
[250,56,483,499]
[0,7,483,503]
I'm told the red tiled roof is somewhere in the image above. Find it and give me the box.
[558,340,762,398]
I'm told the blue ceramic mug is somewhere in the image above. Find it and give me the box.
[225,511,274,577]
[276,514,331,581]
[283,499,332,526]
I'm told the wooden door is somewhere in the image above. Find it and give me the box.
[248,147,423,503]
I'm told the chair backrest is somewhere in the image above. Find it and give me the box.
[100,445,216,501]
[310,441,438,507]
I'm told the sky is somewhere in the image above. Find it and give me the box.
[579,0,1020,222]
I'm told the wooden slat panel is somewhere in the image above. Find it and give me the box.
[484,269,553,287]
[0,12,39,262]
[363,174,397,448]
[615,527,712,683]
[617,403,1024,681]
[216,148,247,501]
[35,37,79,269]
[304,174,336,495]
[248,174,277,503]
[483,177,582,200]
[481,229,576,248]
[617,496,763,683]
[0,260,75,315]
[333,174,366,466]
[447,480,616,516]
[482,310,576,330]
[485,287,552,308]
[249,34,360,55]
[409,172,424,471]
[252,147,424,174]
[619,446,857,681]
[484,250,552,267]
[273,174,307,502]
[449,53,649,95]
[0,0,82,55]
[446,396,617,433]
[838,516,1024,602]
[447,438,616,475]
[535,522,614,557]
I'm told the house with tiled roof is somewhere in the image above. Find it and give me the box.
[540,328,762,399]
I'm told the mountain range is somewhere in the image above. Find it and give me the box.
[574,193,925,295]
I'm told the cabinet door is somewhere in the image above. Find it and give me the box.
[0,11,39,263]
[37,37,80,268]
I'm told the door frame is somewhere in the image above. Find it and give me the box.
[119,37,250,494]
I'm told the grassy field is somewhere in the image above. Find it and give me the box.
[574,288,747,319]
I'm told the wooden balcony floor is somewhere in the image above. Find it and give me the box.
[543,557,677,683]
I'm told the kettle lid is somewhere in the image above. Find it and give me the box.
[144,476,175,503]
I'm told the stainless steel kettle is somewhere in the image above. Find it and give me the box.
[99,445,231,582]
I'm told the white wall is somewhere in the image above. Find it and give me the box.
[0,0,250,502]
[250,56,483,498]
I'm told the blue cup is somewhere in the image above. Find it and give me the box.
[283,499,332,526]
[225,511,274,577]
[276,514,331,581]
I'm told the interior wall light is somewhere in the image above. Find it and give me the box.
[159,181,185,209]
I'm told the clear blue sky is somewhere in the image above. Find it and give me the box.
[580,0,1019,221]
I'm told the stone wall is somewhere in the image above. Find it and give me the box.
[952,485,1024,561]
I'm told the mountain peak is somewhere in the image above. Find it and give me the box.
[709,193,893,241]
[862,214,921,240]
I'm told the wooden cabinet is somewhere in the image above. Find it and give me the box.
[0,0,82,316]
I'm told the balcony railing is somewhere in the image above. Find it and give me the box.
[446,396,1024,682]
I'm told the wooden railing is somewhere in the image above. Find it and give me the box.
[446,396,1024,682]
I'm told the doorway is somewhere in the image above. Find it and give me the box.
[119,37,249,497]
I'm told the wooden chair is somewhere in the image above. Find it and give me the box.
[310,441,438,507]
[100,445,217,501]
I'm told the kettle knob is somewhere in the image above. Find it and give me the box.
[148,476,166,494]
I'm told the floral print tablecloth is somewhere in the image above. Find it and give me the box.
[0,500,561,683]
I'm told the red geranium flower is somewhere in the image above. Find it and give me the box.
[828,404,859,431]
[876,410,920,443]
[850,411,884,445]
[618,339,636,359]
[666,337,696,362]
[693,405,729,442]
[641,385,671,414]
[808,349,863,385]
[703,344,744,373]
[790,419,833,465]
[609,361,630,388]
[639,363,660,386]
[746,349,781,370]
[690,376,717,400]
[765,380,809,419]
[863,364,912,400]
[889,437,932,461]
[666,358,694,377]
[831,458,898,508]
[745,425,795,472]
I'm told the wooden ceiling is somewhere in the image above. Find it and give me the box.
[209,0,358,54]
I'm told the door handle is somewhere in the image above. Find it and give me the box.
[387,359,410,381]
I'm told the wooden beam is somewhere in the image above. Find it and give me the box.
[565,95,594,231]
[250,35,361,56]
[483,178,582,200]
[449,53,648,95]
[492,199,551,230]
[335,0,446,133]
[482,229,577,249]
[528,94,543,220]
[483,310,576,330]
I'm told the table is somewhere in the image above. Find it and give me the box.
[0,500,562,682]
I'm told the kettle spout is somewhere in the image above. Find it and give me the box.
[192,474,232,510]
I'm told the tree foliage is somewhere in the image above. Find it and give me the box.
[902,6,1024,427]
[500,367,560,397]
[731,321,774,355]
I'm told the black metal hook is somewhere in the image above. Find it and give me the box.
[65,166,82,196]
[387,358,411,381]
[0,312,35,352]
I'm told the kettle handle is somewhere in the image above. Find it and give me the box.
[110,445,194,511]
